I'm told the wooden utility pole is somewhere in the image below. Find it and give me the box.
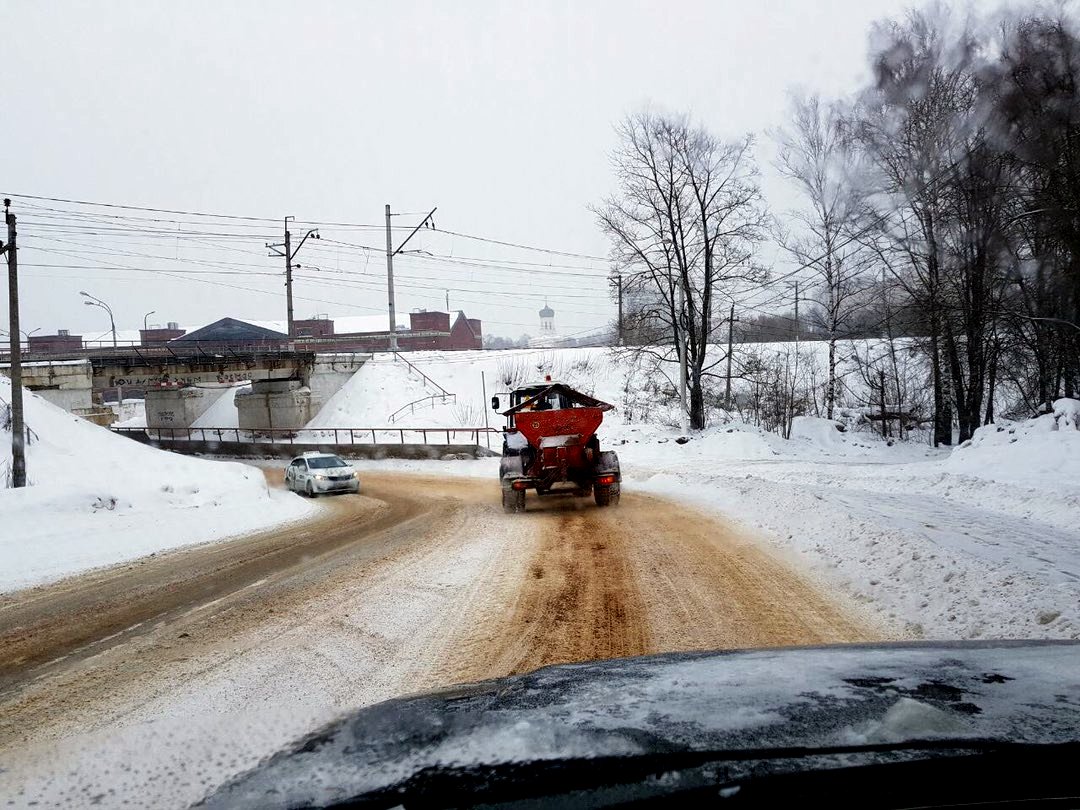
[724,301,735,411]
[3,199,25,487]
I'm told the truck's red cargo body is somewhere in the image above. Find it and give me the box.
[512,407,605,477]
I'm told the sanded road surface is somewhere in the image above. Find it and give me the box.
[0,469,881,806]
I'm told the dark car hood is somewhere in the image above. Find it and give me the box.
[200,640,1080,808]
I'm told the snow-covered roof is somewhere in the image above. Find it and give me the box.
[331,315,409,334]
[239,316,408,335]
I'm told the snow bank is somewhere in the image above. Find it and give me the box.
[945,398,1080,488]
[0,379,312,593]
[308,355,453,429]
[191,383,248,429]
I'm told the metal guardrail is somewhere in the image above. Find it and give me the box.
[387,393,457,423]
[392,351,452,397]
[111,425,499,445]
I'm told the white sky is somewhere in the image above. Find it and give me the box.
[1,0,923,340]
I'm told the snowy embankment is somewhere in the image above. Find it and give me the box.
[610,403,1080,642]
[0,378,312,593]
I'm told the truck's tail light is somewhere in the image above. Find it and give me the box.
[597,474,616,485]
[511,480,529,490]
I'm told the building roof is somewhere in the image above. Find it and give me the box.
[539,304,555,318]
[172,317,288,342]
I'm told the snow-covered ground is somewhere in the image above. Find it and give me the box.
[0,378,312,593]
[608,406,1079,641]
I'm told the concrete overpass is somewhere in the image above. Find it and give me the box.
[1,348,369,431]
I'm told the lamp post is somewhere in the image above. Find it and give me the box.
[80,291,117,348]
[143,310,156,331]
[81,291,122,410]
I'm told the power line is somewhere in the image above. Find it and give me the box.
[429,227,607,261]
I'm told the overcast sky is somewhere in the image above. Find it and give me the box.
[2,0,926,341]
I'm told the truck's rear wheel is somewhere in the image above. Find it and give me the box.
[502,487,526,513]
[594,484,614,507]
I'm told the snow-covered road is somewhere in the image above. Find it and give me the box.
[0,470,873,808]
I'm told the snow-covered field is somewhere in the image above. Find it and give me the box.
[0,378,312,593]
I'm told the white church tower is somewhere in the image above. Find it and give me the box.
[529,300,560,348]
[539,300,555,334]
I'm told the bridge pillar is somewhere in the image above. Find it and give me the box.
[145,386,216,430]
[236,379,314,432]
[305,353,369,405]
[1,359,94,412]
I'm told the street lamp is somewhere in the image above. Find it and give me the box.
[144,310,156,331]
[80,291,117,348]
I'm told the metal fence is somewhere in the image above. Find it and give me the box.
[111,425,499,446]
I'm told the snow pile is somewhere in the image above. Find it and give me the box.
[308,355,458,429]
[0,378,311,592]
[605,421,783,462]
[191,383,249,429]
[945,398,1080,487]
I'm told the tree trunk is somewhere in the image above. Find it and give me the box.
[930,323,951,446]
[945,329,971,443]
[985,348,997,425]
[689,374,706,430]
[826,337,837,420]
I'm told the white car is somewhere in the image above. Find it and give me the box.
[284,452,360,497]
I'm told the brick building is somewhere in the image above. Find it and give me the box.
[20,310,482,355]
[286,310,481,352]
[27,330,83,352]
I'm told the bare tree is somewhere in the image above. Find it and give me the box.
[594,110,769,429]
[854,7,983,445]
[774,93,874,419]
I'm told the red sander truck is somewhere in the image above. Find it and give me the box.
[492,379,621,513]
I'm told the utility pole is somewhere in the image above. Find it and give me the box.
[677,277,689,433]
[385,204,437,352]
[445,290,450,313]
[3,199,25,487]
[267,217,319,341]
[725,301,736,411]
[481,370,491,451]
[385,205,397,350]
[284,221,293,338]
